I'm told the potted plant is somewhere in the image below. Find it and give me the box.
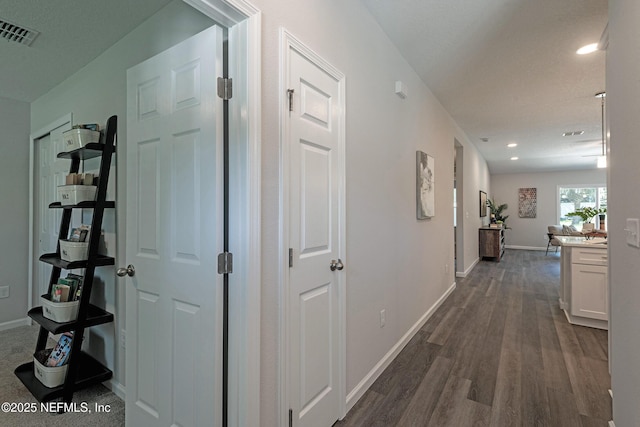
[566,207,607,223]
[487,199,509,228]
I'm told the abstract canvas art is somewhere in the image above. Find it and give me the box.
[416,151,435,219]
[518,187,537,218]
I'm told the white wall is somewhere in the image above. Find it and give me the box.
[491,169,606,249]
[30,0,213,389]
[249,0,489,424]
[25,1,493,422]
[0,97,30,328]
[608,0,640,424]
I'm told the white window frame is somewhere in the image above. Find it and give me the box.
[557,184,607,230]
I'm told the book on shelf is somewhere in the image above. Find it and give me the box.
[69,225,91,242]
[66,274,83,300]
[50,274,83,302]
[65,173,96,186]
[51,284,70,302]
[45,333,73,367]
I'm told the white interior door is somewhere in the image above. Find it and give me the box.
[285,37,346,427]
[34,125,72,305]
[125,25,224,427]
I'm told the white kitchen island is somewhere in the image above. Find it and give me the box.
[557,236,608,330]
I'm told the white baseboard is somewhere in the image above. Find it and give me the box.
[558,298,568,311]
[105,379,126,401]
[608,388,614,427]
[561,305,608,330]
[456,257,479,278]
[345,281,456,412]
[505,245,548,251]
[0,317,31,332]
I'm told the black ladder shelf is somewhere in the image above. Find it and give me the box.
[15,115,117,403]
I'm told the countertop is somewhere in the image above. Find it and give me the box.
[556,236,608,248]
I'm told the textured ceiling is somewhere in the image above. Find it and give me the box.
[362,0,608,174]
[0,0,173,103]
[0,0,608,174]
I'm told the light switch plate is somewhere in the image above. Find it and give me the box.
[626,218,640,247]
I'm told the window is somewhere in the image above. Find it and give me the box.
[559,186,607,230]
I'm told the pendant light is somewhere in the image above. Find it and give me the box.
[595,92,607,168]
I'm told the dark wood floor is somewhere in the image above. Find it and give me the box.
[337,250,611,426]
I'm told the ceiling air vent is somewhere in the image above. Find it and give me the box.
[0,18,39,46]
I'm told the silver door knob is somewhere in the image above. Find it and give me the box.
[116,264,136,277]
[330,259,344,271]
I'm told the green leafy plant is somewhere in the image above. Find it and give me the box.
[487,199,509,228]
[566,207,607,222]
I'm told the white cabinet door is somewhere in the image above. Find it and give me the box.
[571,263,608,320]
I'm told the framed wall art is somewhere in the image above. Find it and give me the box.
[518,187,537,218]
[479,190,487,217]
[416,151,435,219]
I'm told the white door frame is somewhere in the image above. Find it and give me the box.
[28,113,73,313]
[182,1,262,425]
[26,0,262,423]
[279,28,347,425]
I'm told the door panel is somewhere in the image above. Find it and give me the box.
[300,284,332,409]
[136,291,160,415]
[126,25,223,427]
[288,44,345,427]
[571,264,608,320]
[300,142,331,254]
[136,139,161,258]
[170,131,202,262]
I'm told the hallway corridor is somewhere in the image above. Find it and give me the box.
[338,250,611,426]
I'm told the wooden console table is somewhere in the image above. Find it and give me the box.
[479,227,505,261]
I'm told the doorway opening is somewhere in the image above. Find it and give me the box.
[122,1,263,424]
[29,114,73,311]
[454,140,464,275]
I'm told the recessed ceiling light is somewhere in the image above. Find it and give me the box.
[510,157,519,161]
[577,43,599,55]
[507,143,518,148]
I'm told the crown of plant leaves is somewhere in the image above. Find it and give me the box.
[566,207,607,222]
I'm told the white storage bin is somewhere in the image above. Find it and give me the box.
[60,240,89,262]
[57,185,97,205]
[40,294,79,323]
[33,349,68,388]
[62,128,100,151]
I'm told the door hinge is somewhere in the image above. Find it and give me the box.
[289,409,293,427]
[289,248,294,268]
[287,89,294,112]
[217,77,233,100]
[217,252,233,274]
